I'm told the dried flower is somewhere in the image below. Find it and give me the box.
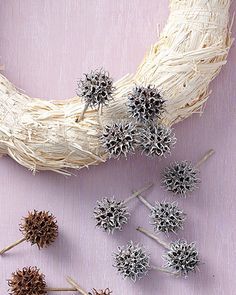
[128,85,165,123]
[93,198,129,234]
[150,201,186,234]
[162,161,199,196]
[163,240,199,276]
[139,124,176,157]
[100,121,138,159]
[77,69,115,109]
[20,210,58,249]
[113,241,150,282]
[89,289,112,295]
[8,266,47,295]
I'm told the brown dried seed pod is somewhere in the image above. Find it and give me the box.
[8,266,47,295]
[20,210,58,249]
[89,289,112,295]
[0,210,58,255]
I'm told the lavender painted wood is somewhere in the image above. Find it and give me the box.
[0,1,235,294]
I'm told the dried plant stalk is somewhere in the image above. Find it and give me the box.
[0,0,232,174]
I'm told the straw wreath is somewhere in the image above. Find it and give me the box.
[0,0,232,174]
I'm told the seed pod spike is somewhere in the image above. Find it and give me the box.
[195,149,215,169]
[136,226,170,250]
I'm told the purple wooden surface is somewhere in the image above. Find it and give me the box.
[0,1,235,294]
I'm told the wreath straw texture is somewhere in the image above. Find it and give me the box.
[0,0,232,174]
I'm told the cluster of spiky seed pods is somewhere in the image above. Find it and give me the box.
[0,69,216,293]
[77,69,176,159]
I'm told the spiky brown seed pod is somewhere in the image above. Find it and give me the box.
[128,85,165,123]
[8,266,47,295]
[89,288,112,295]
[20,210,58,249]
[139,124,176,157]
[100,121,139,159]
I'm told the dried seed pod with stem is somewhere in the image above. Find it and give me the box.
[162,149,215,197]
[100,121,139,159]
[113,240,178,282]
[137,227,200,277]
[137,195,186,234]
[127,85,165,124]
[76,69,115,122]
[94,183,153,234]
[0,210,58,255]
[138,124,176,158]
[8,266,81,295]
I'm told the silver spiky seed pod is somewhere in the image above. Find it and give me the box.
[127,85,165,123]
[163,240,199,277]
[113,241,150,282]
[139,124,176,157]
[150,201,186,234]
[93,197,130,234]
[77,69,115,109]
[162,161,200,196]
[100,121,138,159]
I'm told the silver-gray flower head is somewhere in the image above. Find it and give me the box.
[150,201,186,234]
[139,124,176,157]
[162,161,200,196]
[101,121,138,159]
[94,197,130,234]
[113,241,150,282]
[128,85,165,123]
[163,240,199,277]
[77,69,115,108]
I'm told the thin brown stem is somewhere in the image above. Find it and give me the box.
[75,103,89,123]
[137,227,170,250]
[46,287,77,292]
[123,183,153,204]
[66,277,89,295]
[137,195,153,210]
[195,149,215,169]
[0,237,26,255]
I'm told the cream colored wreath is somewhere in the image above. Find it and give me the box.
[0,0,233,174]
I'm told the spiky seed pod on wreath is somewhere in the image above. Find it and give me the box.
[100,121,139,159]
[76,69,116,121]
[138,123,176,158]
[113,241,150,282]
[127,85,165,123]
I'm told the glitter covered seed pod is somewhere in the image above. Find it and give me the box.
[113,241,151,282]
[127,85,165,123]
[139,124,176,158]
[100,121,139,159]
[76,69,115,121]
[162,149,215,197]
[137,227,199,277]
[138,196,186,234]
[94,183,152,234]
